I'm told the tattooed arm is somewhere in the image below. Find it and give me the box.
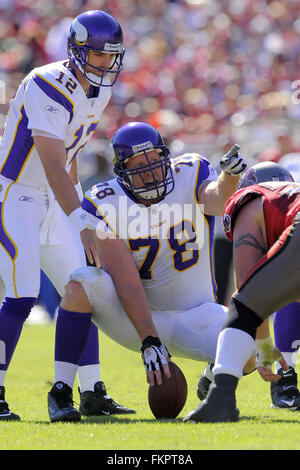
[232,196,271,342]
[232,197,288,378]
[232,197,267,287]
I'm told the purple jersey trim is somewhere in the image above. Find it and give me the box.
[0,105,34,181]
[0,202,16,260]
[33,74,74,123]
[81,195,107,223]
[195,157,210,203]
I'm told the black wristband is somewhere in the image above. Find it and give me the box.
[140,335,161,352]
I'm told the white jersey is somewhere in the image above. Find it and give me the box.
[0,60,111,190]
[83,153,218,311]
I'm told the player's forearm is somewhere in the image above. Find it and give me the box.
[115,281,158,341]
[199,172,241,216]
[44,162,81,215]
[34,135,81,215]
[69,158,79,185]
[216,171,241,209]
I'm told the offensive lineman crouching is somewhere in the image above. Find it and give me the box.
[47,121,250,421]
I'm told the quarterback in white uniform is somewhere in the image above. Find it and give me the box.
[46,121,248,422]
[0,10,135,421]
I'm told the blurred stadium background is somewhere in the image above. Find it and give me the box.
[1,0,300,318]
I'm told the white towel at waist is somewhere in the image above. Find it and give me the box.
[39,189,64,245]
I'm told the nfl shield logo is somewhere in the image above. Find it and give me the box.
[223,213,231,233]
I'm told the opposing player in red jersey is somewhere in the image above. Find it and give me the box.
[184,161,300,423]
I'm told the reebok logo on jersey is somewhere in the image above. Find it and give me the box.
[44,105,60,114]
[19,196,33,202]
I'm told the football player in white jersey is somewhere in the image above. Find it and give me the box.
[0,10,135,421]
[46,121,253,422]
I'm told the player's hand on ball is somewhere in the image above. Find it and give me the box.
[141,336,171,386]
[255,337,289,382]
[220,144,247,176]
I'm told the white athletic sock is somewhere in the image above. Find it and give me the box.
[54,361,78,389]
[213,328,255,379]
[77,364,101,393]
[275,352,297,373]
[0,370,6,387]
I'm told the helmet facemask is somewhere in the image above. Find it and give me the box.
[116,147,174,202]
[68,43,125,87]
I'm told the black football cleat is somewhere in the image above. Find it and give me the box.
[197,364,213,401]
[271,367,300,411]
[184,374,239,423]
[79,381,136,416]
[48,381,81,423]
[0,386,20,421]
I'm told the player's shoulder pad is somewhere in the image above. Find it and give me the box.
[25,61,76,123]
[172,152,202,168]
[172,153,214,173]
[29,61,73,89]
[171,153,217,202]
[82,179,118,218]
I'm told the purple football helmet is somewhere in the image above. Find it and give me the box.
[111,122,175,201]
[238,161,294,189]
[67,10,125,87]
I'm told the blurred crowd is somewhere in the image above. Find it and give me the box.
[1,0,300,180]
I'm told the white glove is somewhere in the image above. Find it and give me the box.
[141,336,171,374]
[220,144,247,175]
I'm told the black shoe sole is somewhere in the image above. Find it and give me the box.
[184,408,239,423]
[270,403,299,411]
[79,407,136,416]
[0,414,21,421]
[50,412,81,423]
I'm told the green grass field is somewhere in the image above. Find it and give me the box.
[1,321,300,451]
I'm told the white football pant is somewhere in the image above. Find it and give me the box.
[0,176,86,299]
[69,267,227,363]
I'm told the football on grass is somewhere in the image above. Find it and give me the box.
[148,361,188,419]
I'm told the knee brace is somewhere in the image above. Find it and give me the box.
[1,297,37,321]
[223,297,263,339]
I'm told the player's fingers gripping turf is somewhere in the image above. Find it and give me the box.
[258,353,289,382]
[256,337,289,381]
[257,367,281,382]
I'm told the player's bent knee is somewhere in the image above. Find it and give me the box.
[223,297,263,339]
[61,281,92,312]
